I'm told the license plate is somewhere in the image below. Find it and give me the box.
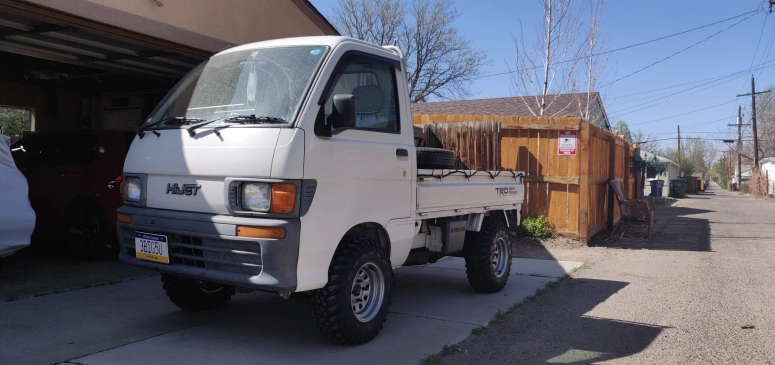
[135,232,169,264]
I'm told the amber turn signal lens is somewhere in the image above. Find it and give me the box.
[270,183,297,214]
[236,226,285,239]
[117,213,132,224]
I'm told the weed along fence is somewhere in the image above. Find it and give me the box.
[413,114,641,243]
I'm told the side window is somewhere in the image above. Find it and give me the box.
[324,61,399,133]
[41,134,98,167]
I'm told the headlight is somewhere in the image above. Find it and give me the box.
[124,177,142,202]
[242,182,271,212]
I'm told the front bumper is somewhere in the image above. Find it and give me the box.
[116,206,299,292]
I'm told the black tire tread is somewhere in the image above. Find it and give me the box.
[161,274,234,311]
[417,147,456,169]
[311,236,393,345]
[463,218,511,293]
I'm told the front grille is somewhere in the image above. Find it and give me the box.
[121,227,262,276]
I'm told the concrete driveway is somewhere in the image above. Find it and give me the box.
[0,257,582,365]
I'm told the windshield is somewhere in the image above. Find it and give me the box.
[142,46,329,129]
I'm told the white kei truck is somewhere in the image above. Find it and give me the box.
[118,36,525,345]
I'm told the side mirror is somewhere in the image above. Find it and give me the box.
[328,94,356,130]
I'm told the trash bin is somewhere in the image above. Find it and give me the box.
[670,179,686,198]
[649,180,664,197]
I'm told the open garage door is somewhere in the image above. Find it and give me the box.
[0,1,211,135]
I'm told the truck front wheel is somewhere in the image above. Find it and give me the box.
[161,274,234,311]
[312,236,393,345]
[463,218,512,293]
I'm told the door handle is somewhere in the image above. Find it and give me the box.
[396,149,408,157]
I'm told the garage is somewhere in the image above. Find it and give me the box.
[0,0,337,299]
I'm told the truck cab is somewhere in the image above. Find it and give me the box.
[118,36,523,345]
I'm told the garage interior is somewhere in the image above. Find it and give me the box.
[0,4,209,137]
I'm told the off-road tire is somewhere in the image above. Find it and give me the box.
[416,147,456,169]
[463,218,512,293]
[312,236,393,345]
[161,274,234,311]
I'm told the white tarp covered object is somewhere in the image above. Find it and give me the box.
[0,134,36,257]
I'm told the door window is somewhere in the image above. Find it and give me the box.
[324,61,400,133]
[41,134,98,168]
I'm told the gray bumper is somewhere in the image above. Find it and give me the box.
[117,206,299,292]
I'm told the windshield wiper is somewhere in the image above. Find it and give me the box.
[137,117,205,138]
[186,115,286,137]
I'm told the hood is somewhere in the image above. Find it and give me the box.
[123,127,303,215]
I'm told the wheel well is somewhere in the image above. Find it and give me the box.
[342,223,391,257]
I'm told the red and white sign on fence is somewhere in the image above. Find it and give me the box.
[558,130,577,155]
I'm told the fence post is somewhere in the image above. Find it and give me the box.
[606,135,616,231]
[578,121,590,243]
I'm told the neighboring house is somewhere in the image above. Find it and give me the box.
[410,92,611,130]
[641,150,680,197]
[758,157,775,194]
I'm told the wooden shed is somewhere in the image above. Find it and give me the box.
[413,114,641,243]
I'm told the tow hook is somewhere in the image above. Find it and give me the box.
[279,291,291,300]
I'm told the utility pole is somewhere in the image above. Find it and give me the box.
[736,75,770,167]
[729,106,749,188]
[677,125,681,177]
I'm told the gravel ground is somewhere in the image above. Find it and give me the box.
[441,183,775,364]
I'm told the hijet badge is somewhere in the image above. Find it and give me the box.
[558,130,577,156]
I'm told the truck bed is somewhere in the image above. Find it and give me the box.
[416,169,525,219]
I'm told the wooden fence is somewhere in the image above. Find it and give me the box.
[413,114,640,243]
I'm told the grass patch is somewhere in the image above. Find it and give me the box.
[493,309,506,320]
[654,197,678,206]
[421,353,442,365]
[518,214,551,238]
[471,326,485,335]
[441,343,460,355]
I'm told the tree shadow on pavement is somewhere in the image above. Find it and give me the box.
[590,206,713,252]
[443,279,666,365]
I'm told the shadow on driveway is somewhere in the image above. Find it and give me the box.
[442,279,665,365]
[591,206,713,252]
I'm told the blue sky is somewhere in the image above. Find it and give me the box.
[310,0,773,150]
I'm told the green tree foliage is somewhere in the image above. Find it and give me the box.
[613,120,633,142]
[660,138,718,177]
[0,107,30,136]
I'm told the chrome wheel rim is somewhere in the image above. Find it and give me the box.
[492,237,510,278]
[351,262,385,322]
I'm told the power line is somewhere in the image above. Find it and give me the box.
[629,100,739,126]
[739,12,769,94]
[615,56,775,98]
[599,12,758,88]
[474,9,761,81]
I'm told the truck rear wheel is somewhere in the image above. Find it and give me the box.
[312,236,393,345]
[161,274,234,311]
[463,218,511,293]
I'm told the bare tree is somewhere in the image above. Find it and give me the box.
[661,138,718,177]
[330,0,406,47]
[576,0,610,122]
[332,0,487,102]
[511,0,583,116]
[632,128,659,153]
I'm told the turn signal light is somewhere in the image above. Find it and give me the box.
[117,213,132,224]
[270,183,297,213]
[236,225,285,239]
